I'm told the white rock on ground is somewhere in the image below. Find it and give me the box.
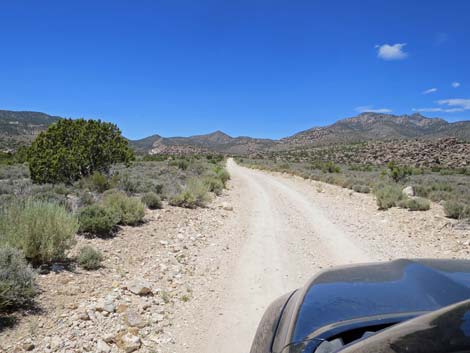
[402,186,415,197]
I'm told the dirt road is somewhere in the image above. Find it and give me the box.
[173,159,465,353]
[203,159,371,352]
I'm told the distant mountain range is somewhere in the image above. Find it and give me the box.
[1,109,469,154]
[131,112,470,154]
[131,130,277,155]
[278,112,470,148]
[0,110,60,150]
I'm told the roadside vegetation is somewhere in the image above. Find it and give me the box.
[0,119,229,316]
[237,156,470,220]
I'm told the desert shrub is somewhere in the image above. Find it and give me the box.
[213,166,230,186]
[322,161,341,173]
[386,161,412,182]
[330,176,353,189]
[170,179,210,208]
[177,159,189,170]
[349,164,374,172]
[30,191,69,208]
[0,164,30,180]
[78,204,119,236]
[80,172,110,193]
[0,201,78,265]
[169,159,190,170]
[439,169,455,176]
[79,191,95,207]
[118,173,141,194]
[28,118,134,184]
[203,176,224,195]
[141,192,162,209]
[77,246,103,270]
[352,185,370,194]
[0,182,16,195]
[428,190,452,202]
[0,246,36,311]
[414,183,453,200]
[90,172,109,192]
[374,184,404,210]
[102,191,145,225]
[398,197,431,211]
[444,201,470,220]
[190,161,209,175]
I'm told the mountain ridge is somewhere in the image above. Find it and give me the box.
[1,109,469,154]
[278,112,470,149]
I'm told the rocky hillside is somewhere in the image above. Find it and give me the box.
[276,138,470,168]
[279,113,470,148]
[0,110,60,151]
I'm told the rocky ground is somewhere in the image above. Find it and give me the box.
[1,160,469,353]
[0,197,234,353]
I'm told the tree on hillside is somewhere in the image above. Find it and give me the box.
[28,119,134,184]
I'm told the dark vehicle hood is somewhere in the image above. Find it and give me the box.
[338,299,470,353]
[292,259,470,343]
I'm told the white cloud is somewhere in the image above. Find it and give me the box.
[452,81,461,88]
[375,43,408,60]
[422,88,437,95]
[355,106,392,113]
[412,107,464,113]
[413,98,470,113]
[438,98,470,109]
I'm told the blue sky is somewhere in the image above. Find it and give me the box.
[0,0,469,139]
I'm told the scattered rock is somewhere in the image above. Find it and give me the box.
[96,339,111,353]
[117,303,129,313]
[116,333,141,353]
[221,202,233,211]
[21,339,35,351]
[127,280,153,296]
[96,298,116,313]
[49,336,63,350]
[402,186,415,197]
[77,308,90,320]
[125,309,147,328]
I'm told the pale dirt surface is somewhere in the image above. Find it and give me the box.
[1,159,469,353]
[171,159,469,353]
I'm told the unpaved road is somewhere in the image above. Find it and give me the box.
[174,159,467,353]
[204,159,372,352]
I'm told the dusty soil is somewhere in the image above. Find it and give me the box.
[1,159,469,353]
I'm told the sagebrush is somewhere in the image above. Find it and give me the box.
[0,200,78,265]
[141,192,162,209]
[78,204,120,236]
[77,246,103,270]
[0,246,37,311]
[102,190,145,225]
